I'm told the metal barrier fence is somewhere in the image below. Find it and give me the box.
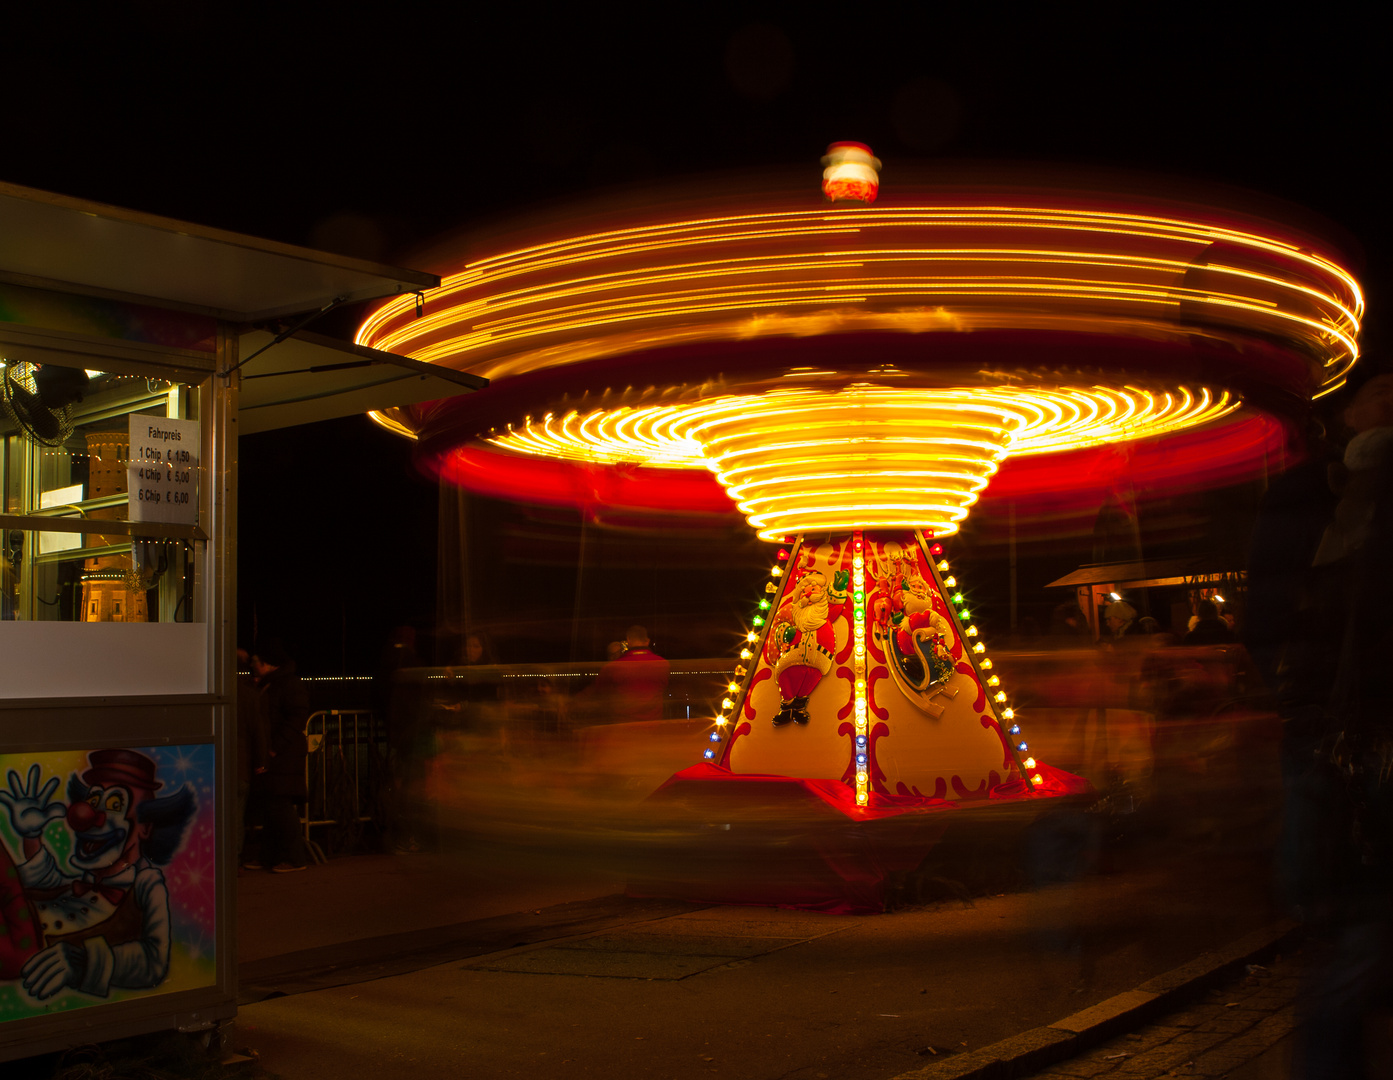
[301,708,386,863]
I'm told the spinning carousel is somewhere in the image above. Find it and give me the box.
[357,147,1362,906]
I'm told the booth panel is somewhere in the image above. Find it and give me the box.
[0,623,208,699]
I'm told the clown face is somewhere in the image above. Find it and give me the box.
[66,785,146,871]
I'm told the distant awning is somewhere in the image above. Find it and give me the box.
[236,329,487,434]
[1047,557,1245,590]
[0,180,438,322]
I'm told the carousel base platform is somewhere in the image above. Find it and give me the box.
[626,763,1094,914]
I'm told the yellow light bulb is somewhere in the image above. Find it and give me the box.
[944,576,956,587]
[1031,773,1044,786]
[937,561,949,572]
[995,691,1007,703]
[716,717,728,727]
[721,698,733,710]
[966,625,978,637]
[740,648,752,659]
[727,682,740,693]
[771,565,783,577]
[747,631,758,642]
[973,643,985,654]
[980,658,993,669]
[1023,757,1036,769]
[987,675,1000,686]
[1002,708,1014,719]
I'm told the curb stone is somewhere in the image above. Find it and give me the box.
[890,920,1301,1080]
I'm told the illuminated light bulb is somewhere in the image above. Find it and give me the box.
[709,732,722,742]
[853,556,864,569]
[951,593,964,604]
[980,658,993,670]
[765,582,776,593]
[715,717,728,727]
[995,691,1007,702]
[746,631,758,642]
[987,675,1000,686]
[771,565,783,577]
[937,561,949,572]
[944,577,956,587]
[857,792,868,805]
[777,549,790,560]
[1017,741,1028,752]
[821,141,880,203]
[973,643,985,654]
[1031,774,1044,786]
[1213,593,1225,604]
[758,599,770,610]
[856,679,866,692]
[704,748,716,760]
[721,698,733,710]
[959,609,971,619]
[930,543,945,556]
[1009,724,1020,735]
[856,735,867,747]
[966,625,979,637]
[855,643,865,656]
[752,615,765,627]
[735,665,747,677]
[1003,708,1014,719]
[728,682,740,693]
[740,648,753,659]
[1023,757,1036,769]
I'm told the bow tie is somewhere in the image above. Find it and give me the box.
[72,880,127,905]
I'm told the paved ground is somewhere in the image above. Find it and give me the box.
[227,829,1296,1080]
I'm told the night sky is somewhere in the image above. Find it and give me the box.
[7,8,1387,670]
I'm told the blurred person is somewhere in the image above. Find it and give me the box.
[605,640,626,662]
[1101,600,1142,642]
[377,626,434,854]
[585,625,670,723]
[1049,601,1090,639]
[248,640,310,873]
[1183,599,1236,645]
[235,647,269,869]
[1266,372,1393,1079]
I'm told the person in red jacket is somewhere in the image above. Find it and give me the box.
[589,625,670,722]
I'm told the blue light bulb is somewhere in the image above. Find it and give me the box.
[703,748,716,760]
[856,735,867,747]
[1017,742,1028,752]
[1009,725,1020,735]
[857,754,867,766]
[709,732,722,742]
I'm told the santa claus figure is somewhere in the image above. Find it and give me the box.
[764,566,850,726]
[875,551,954,691]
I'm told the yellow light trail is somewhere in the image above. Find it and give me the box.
[487,384,1238,539]
[359,205,1362,399]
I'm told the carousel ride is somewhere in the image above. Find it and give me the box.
[357,147,1362,907]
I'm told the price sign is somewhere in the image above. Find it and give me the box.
[127,415,200,524]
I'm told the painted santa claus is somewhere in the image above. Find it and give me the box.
[763,564,850,726]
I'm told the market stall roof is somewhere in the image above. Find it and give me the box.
[1047,557,1245,590]
[237,329,486,434]
[0,180,438,322]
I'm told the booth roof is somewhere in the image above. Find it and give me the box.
[0,180,438,322]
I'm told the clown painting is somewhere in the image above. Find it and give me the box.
[0,746,214,1018]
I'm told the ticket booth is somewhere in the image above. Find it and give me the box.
[0,182,474,1060]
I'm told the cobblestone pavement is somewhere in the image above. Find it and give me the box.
[1030,954,1302,1080]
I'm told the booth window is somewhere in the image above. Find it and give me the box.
[1,363,203,623]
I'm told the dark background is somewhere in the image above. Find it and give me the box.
[5,7,1386,671]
